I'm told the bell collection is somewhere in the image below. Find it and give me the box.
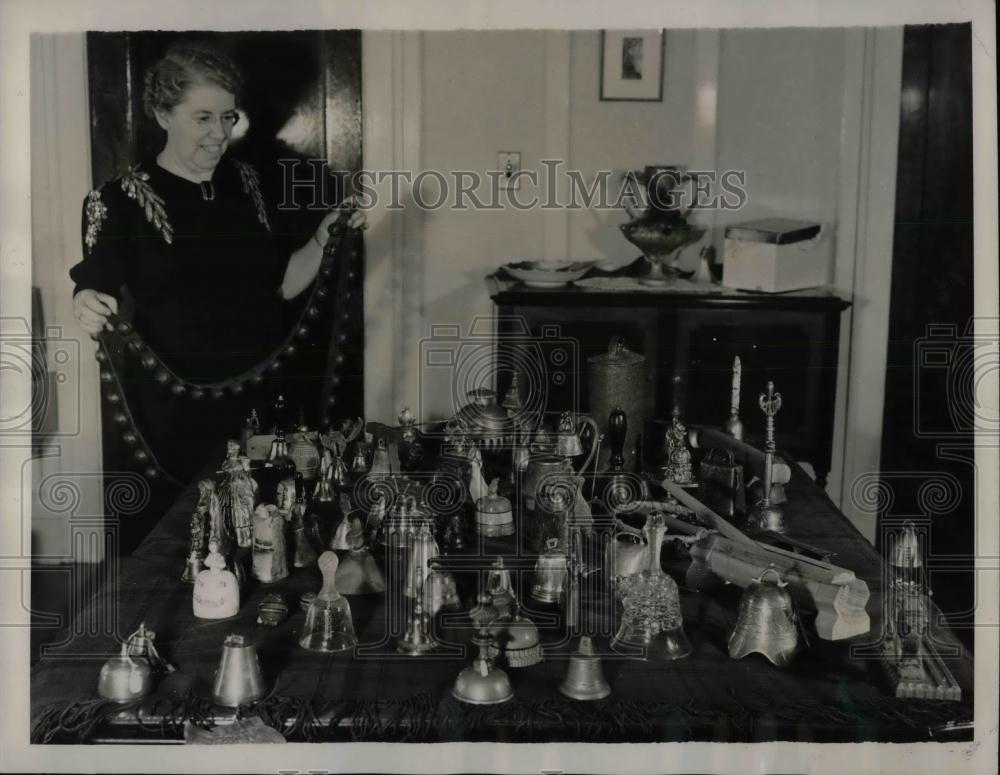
[95,335,929,715]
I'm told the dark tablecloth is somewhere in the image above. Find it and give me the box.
[30,457,974,743]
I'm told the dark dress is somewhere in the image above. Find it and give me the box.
[71,156,299,482]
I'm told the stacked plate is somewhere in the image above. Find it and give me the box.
[501,260,594,288]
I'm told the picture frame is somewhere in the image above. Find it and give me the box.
[600,30,664,101]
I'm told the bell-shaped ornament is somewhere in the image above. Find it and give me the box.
[211,633,267,707]
[397,598,439,655]
[452,628,513,705]
[475,479,515,537]
[350,444,369,476]
[422,560,462,616]
[335,519,386,595]
[314,450,336,503]
[558,635,611,701]
[727,567,802,667]
[486,556,518,618]
[251,504,289,583]
[531,537,568,604]
[193,542,240,619]
[300,552,359,653]
[490,603,543,668]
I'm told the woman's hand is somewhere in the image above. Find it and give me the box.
[73,289,118,336]
[314,197,368,245]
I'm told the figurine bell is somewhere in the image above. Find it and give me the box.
[300,552,359,653]
[531,538,568,604]
[558,636,611,701]
[422,560,461,615]
[125,622,175,674]
[211,634,267,707]
[193,542,240,619]
[335,519,386,595]
[728,568,802,667]
[97,643,153,703]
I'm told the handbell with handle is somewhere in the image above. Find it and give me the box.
[558,635,611,701]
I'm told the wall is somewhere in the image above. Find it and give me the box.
[364,28,903,541]
[29,34,107,564]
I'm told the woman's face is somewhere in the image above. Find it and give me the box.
[155,82,238,177]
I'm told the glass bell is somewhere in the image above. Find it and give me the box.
[404,522,439,598]
[300,551,359,653]
[611,512,691,660]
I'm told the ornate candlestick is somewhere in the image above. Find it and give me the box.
[724,356,744,441]
[747,381,785,533]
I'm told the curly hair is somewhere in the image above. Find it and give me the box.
[142,43,243,118]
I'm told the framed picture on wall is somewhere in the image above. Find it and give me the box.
[600,30,664,101]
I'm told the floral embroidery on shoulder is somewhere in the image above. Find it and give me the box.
[84,189,109,254]
[230,158,272,232]
[119,165,175,245]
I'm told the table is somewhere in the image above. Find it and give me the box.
[30,452,973,744]
[488,275,851,486]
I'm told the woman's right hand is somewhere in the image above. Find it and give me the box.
[72,289,118,336]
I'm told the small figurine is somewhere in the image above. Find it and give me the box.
[193,541,240,619]
[182,486,209,582]
[218,440,257,547]
[125,622,175,674]
[443,511,466,551]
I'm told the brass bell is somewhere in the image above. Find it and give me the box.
[531,537,568,604]
[558,636,611,701]
[335,518,386,595]
[727,567,802,667]
[211,634,267,707]
[397,597,438,655]
[475,479,515,537]
[422,560,461,615]
[404,522,439,598]
[452,628,513,705]
[490,603,543,668]
[300,552,359,653]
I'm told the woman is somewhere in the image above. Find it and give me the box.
[70,44,365,485]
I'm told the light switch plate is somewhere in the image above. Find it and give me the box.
[497,152,521,191]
